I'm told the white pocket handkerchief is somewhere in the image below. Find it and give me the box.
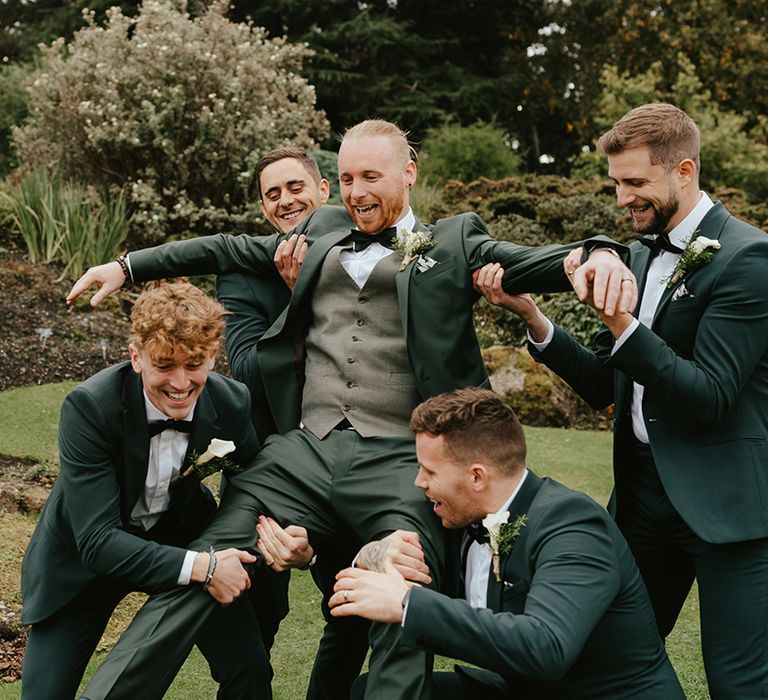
[415,255,438,274]
[672,282,693,301]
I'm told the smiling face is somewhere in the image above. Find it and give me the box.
[414,432,483,529]
[338,134,416,234]
[608,146,689,236]
[259,157,329,234]
[129,344,215,419]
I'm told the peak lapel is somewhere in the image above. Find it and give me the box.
[122,373,151,519]
[652,202,729,326]
[485,472,543,610]
[183,388,219,468]
[394,220,431,346]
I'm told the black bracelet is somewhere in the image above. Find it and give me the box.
[203,547,217,592]
[115,255,131,285]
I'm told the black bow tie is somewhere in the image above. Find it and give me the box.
[635,233,684,256]
[148,419,195,438]
[466,522,489,545]
[348,227,398,252]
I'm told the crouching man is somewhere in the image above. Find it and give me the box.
[331,388,685,699]
[20,282,288,699]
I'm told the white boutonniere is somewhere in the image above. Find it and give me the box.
[182,438,241,480]
[393,226,435,271]
[482,511,528,581]
[665,231,720,288]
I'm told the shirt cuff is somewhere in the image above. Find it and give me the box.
[527,318,555,350]
[178,550,197,585]
[401,588,413,627]
[125,253,135,282]
[611,317,640,354]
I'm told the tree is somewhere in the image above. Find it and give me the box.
[13,0,329,245]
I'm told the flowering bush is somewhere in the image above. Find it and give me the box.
[13,0,329,246]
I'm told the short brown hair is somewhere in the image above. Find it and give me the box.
[130,282,225,360]
[410,388,526,475]
[341,119,417,166]
[255,147,322,199]
[597,103,701,173]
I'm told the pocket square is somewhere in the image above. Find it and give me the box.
[416,255,438,274]
[415,255,438,274]
[672,282,693,301]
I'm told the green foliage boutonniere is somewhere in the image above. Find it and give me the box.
[393,226,434,271]
[182,438,242,480]
[665,231,721,288]
[482,511,528,581]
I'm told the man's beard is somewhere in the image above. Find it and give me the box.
[633,193,679,236]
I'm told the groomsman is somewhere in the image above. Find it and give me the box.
[218,146,371,699]
[476,103,768,699]
[20,282,280,699]
[332,388,684,700]
[71,118,636,700]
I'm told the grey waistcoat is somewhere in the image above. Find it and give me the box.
[301,247,420,438]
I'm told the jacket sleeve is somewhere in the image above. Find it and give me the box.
[529,323,616,410]
[401,500,620,681]
[58,388,187,588]
[129,232,282,282]
[457,212,627,294]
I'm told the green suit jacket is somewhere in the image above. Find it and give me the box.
[216,271,291,441]
[531,202,768,543]
[130,206,580,430]
[401,473,684,699]
[21,362,260,625]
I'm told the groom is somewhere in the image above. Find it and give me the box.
[20,282,278,699]
[73,118,636,699]
[332,388,685,699]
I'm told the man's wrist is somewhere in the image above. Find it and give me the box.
[115,255,131,285]
[299,553,317,570]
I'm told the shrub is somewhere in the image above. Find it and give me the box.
[0,61,34,177]
[13,0,329,247]
[0,167,128,280]
[419,121,522,186]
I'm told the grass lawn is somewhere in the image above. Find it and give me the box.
[0,383,706,698]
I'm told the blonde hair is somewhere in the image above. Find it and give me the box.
[130,282,225,360]
[597,103,700,173]
[341,119,416,166]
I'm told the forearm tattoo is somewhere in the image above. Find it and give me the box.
[357,540,388,572]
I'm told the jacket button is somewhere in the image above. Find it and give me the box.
[347,356,355,363]
[356,319,366,327]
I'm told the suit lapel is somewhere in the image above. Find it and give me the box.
[259,225,352,431]
[651,202,729,326]
[261,226,351,343]
[183,388,219,467]
[486,472,543,610]
[121,372,151,520]
[394,219,431,347]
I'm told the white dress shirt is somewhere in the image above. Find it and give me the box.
[338,209,416,288]
[465,469,529,608]
[530,193,714,442]
[129,393,198,584]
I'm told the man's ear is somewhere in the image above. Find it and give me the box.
[469,463,490,492]
[128,343,142,374]
[319,178,330,204]
[404,160,417,189]
[677,158,697,187]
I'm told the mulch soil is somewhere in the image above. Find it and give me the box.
[0,249,135,681]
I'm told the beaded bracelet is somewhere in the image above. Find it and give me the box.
[203,547,217,592]
[115,254,131,285]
